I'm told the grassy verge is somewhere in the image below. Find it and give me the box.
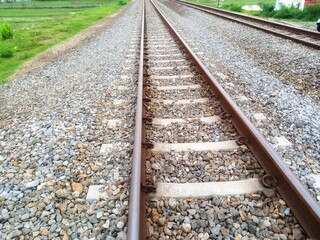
[0,0,130,84]
[0,0,101,7]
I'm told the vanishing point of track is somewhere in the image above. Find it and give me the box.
[127,0,320,239]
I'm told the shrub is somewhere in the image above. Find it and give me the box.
[259,3,275,16]
[118,0,127,5]
[301,3,320,21]
[1,22,14,40]
[223,4,242,12]
[256,3,319,21]
[272,6,302,19]
[0,46,14,58]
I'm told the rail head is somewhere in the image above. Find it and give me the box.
[127,0,145,239]
[150,0,320,237]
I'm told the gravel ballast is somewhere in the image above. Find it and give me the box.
[147,193,305,239]
[0,0,316,238]
[0,1,141,239]
[146,148,264,183]
[156,0,320,202]
[144,0,305,238]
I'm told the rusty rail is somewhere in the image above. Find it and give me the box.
[128,0,320,238]
[171,0,320,50]
[127,0,146,239]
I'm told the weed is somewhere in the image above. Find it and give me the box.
[273,6,301,19]
[257,4,320,21]
[118,0,128,5]
[0,45,14,58]
[302,3,320,21]
[222,4,242,12]
[1,22,14,40]
[259,3,275,16]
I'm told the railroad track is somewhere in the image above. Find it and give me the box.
[170,0,320,50]
[127,0,320,239]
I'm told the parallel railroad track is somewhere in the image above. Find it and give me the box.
[171,0,320,50]
[127,0,320,239]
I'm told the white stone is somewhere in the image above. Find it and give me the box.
[181,223,191,233]
[0,191,8,199]
[96,211,103,218]
[117,86,129,90]
[117,221,125,229]
[260,220,271,229]
[203,233,210,240]
[86,185,103,203]
[168,198,177,209]
[100,144,113,155]
[187,209,197,215]
[113,188,120,195]
[308,174,320,188]
[25,180,40,189]
[226,82,235,87]
[102,220,110,229]
[114,99,126,105]
[253,113,267,121]
[120,75,129,80]
[151,163,161,171]
[275,136,292,147]
[107,119,121,127]
[238,95,248,101]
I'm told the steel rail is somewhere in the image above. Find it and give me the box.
[170,0,320,50]
[150,0,320,238]
[127,0,146,239]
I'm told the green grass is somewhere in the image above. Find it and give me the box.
[0,0,104,7]
[0,0,130,84]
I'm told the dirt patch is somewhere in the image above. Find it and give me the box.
[8,1,134,80]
